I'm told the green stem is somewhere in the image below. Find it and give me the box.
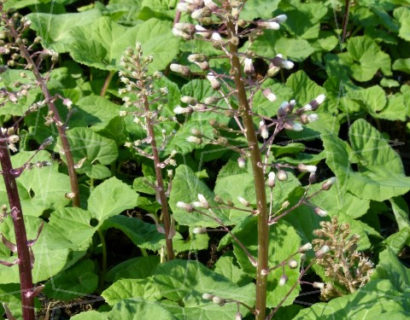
[97,229,107,291]
[227,21,269,320]
[100,71,115,97]
[142,94,175,261]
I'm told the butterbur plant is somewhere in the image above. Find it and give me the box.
[118,44,176,261]
[172,0,332,318]
[0,1,80,207]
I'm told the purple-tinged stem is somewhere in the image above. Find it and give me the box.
[0,135,35,320]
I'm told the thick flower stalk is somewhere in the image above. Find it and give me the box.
[172,0,328,318]
[0,132,51,320]
[119,44,175,260]
[0,137,34,320]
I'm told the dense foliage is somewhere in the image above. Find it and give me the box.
[0,0,409,319]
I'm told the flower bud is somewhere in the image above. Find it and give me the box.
[288,259,298,269]
[206,73,221,90]
[315,94,326,105]
[170,64,190,76]
[243,58,254,75]
[299,242,312,252]
[193,227,207,234]
[174,105,192,114]
[204,96,218,104]
[176,2,190,12]
[279,275,288,286]
[314,207,328,217]
[195,25,212,38]
[297,163,317,173]
[312,282,325,289]
[263,88,277,102]
[268,171,275,188]
[316,245,330,257]
[237,196,250,207]
[237,157,246,168]
[277,170,288,181]
[307,113,319,123]
[212,296,225,305]
[181,96,197,104]
[321,177,336,190]
[197,193,209,209]
[202,293,213,300]
[191,7,211,20]
[204,0,218,10]
[281,200,290,209]
[211,32,223,45]
[259,120,269,139]
[188,53,207,63]
[186,136,202,144]
[275,14,288,23]
[235,312,242,320]
[65,192,76,199]
[7,135,19,144]
[176,201,194,212]
[257,20,280,30]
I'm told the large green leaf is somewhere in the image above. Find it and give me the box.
[344,36,391,81]
[240,0,280,20]
[293,279,409,319]
[102,279,162,305]
[27,9,103,52]
[70,17,178,71]
[373,248,410,292]
[322,119,410,201]
[100,215,164,251]
[4,0,75,10]
[0,151,70,216]
[57,127,118,179]
[106,256,160,282]
[154,259,256,306]
[43,259,98,300]
[76,95,121,132]
[394,7,410,41]
[109,300,177,320]
[169,165,229,227]
[87,177,138,224]
[393,58,410,74]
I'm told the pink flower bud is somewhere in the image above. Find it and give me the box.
[297,163,317,173]
[268,171,276,188]
[277,170,288,181]
[299,242,312,252]
[238,157,246,168]
[170,64,190,76]
[279,275,288,286]
[238,196,250,207]
[263,88,277,102]
[321,177,336,190]
[206,73,221,90]
[244,58,255,75]
[314,207,328,217]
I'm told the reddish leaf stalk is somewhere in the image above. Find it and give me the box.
[0,136,35,320]
[142,95,175,260]
[227,22,269,320]
[6,21,80,207]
